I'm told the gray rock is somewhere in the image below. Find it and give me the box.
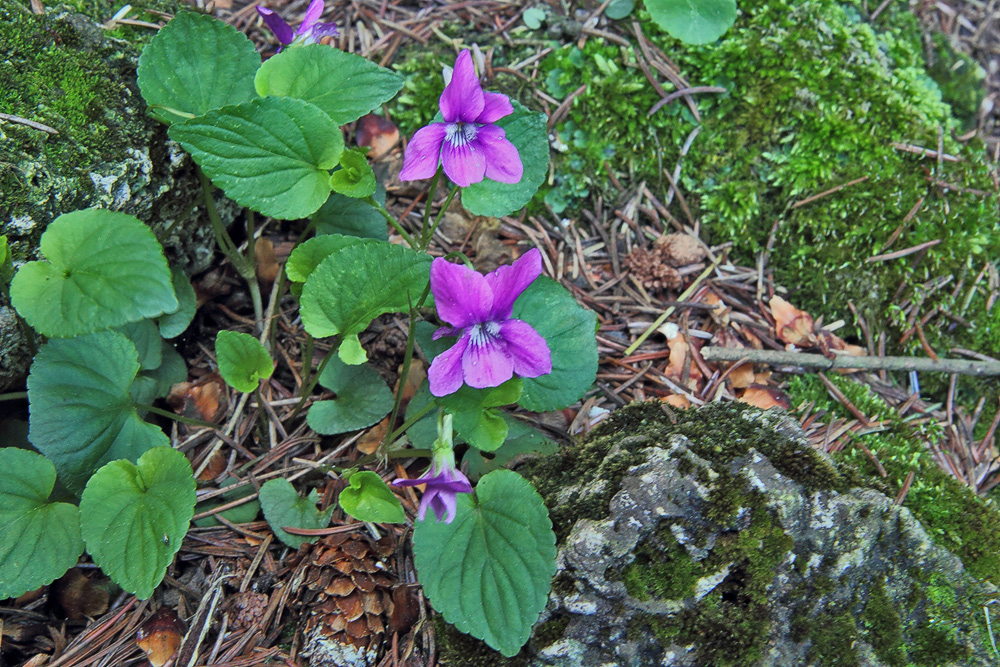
[0,2,231,389]
[437,401,998,666]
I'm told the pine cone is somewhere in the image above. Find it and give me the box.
[656,233,707,267]
[221,591,268,631]
[625,247,683,291]
[298,533,396,667]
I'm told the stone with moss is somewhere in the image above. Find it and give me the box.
[435,401,998,666]
[0,1,234,389]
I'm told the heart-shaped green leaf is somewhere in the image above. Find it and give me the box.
[312,182,388,240]
[258,479,334,548]
[329,149,376,198]
[169,97,343,219]
[0,448,84,600]
[462,417,557,481]
[215,331,273,393]
[338,471,405,524]
[511,277,597,411]
[137,11,259,124]
[439,379,523,452]
[118,319,163,372]
[307,356,393,435]
[79,447,196,599]
[461,101,549,217]
[28,332,170,493]
[10,209,178,338]
[158,268,197,339]
[646,0,737,44]
[285,235,369,283]
[300,242,431,345]
[254,44,403,125]
[413,470,556,657]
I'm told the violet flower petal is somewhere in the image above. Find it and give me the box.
[499,319,552,377]
[438,50,485,123]
[438,490,459,523]
[477,124,523,184]
[477,92,514,124]
[257,7,295,45]
[428,333,470,396]
[462,335,513,388]
[431,258,494,327]
[309,21,339,40]
[432,325,461,340]
[485,248,542,320]
[441,136,487,187]
[297,0,324,34]
[399,123,447,181]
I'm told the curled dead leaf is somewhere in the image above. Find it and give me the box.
[357,418,388,456]
[167,374,227,422]
[50,569,109,621]
[661,394,692,409]
[137,608,186,667]
[254,237,280,284]
[728,363,755,389]
[770,296,817,347]
[356,114,399,161]
[739,384,792,410]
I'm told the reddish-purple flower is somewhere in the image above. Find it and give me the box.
[392,444,472,523]
[427,248,551,397]
[257,0,338,50]
[399,50,523,188]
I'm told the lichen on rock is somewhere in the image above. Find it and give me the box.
[436,402,997,666]
[0,2,220,273]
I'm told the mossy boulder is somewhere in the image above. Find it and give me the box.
[437,402,998,666]
[0,1,232,389]
[0,1,220,270]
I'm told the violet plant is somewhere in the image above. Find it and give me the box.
[0,9,597,658]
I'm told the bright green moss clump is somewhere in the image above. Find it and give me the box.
[540,0,996,355]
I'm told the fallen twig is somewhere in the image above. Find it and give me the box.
[701,346,1000,376]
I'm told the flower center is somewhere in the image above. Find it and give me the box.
[445,122,478,147]
[469,321,501,347]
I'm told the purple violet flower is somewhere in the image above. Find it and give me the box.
[392,430,472,524]
[399,49,523,188]
[257,0,339,50]
[427,248,552,397]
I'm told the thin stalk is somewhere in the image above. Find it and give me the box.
[198,169,262,324]
[382,301,420,449]
[135,403,218,429]
[387,400,436,445]
[0,391,27,402]
[421,185,460,250]
[288,342,339,422]
[366,195,417,248]
[421,169,442,239]
[245,209,263,325]
[300,333,315,391]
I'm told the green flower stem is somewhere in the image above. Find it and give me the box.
[366,196,417,248]
[135,403,218,429]
[420,168,442,239]
[198,169,263,325]
[0,391,27,402]
[300,333,315,392]
[245,209,263,325]
[387,399,437,445]
[288,341,338,422]
[421,185,460,250]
